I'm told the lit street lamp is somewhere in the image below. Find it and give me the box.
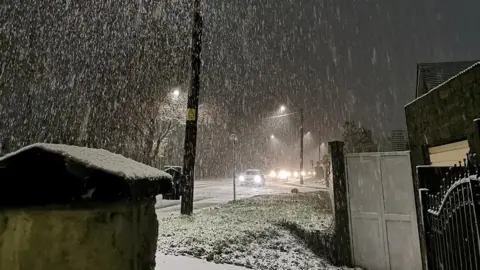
[172,88,180,98]
[270,134,275,139]
[265,105,305,185]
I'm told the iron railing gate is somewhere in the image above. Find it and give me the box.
[419,155,480,270]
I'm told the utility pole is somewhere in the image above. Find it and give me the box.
[181,0,203,215]
[229,134,237,201]
[300,108,304,185]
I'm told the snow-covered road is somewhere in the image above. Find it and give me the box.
[155,177,324,216]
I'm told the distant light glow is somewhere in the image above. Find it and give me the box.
[270,134,275,139]
[280,105,286,112]
[172,88,180,97]
[278,170,289,179]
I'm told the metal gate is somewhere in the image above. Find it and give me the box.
[345,152,422,270]
[418,155,480,270]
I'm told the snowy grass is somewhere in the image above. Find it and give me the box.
[157,192,357,270]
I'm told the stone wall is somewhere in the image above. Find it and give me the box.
[0,200,157,270]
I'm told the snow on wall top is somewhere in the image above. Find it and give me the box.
[0,143,172,181]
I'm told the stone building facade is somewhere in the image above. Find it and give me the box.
[406,61,480,171]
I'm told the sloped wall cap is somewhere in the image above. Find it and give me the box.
[0,143,172,207]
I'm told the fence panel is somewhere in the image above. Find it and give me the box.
[346,152,421,270]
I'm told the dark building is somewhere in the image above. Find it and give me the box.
[406,60,480,171]
[405,60,480,269]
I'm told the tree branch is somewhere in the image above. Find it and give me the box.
[152,120,173,159]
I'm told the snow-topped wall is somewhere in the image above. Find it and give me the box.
[0,144,170,270]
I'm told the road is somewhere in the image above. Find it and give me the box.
[155,177,324,216]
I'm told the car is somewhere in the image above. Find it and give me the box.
[268,167,292,181]
[238,169,266,187]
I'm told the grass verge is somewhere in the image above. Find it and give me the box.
[157,191,356,270]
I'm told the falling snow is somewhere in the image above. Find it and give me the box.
[1,1,480,269]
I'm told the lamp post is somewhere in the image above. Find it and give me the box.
[265,106,304,184]
[181,0,203,215]
[299,108,304,185]
[229,134,238,201]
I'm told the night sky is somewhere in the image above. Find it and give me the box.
[201,0,480,142]
[1,0,480,172]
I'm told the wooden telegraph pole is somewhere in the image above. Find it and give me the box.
[181,0,203,215]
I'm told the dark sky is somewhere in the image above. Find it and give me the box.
[2,0,480,170]
[201,0,480,142]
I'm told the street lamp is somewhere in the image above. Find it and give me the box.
[172,88,180,98]
[265,107,305,185]
[270,134,275,139]
[229,134,238,201]
[299,108,304,185]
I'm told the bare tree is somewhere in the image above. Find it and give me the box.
[342,120,377,153]
[127,89,226,167]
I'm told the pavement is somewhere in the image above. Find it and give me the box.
[284,177,325,189]
[155,176,325,217]
[156,254,249,270]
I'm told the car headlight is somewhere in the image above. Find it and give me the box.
[301,171,306,176]
[308,172,311,175]
[239,175,245,181]
[313,172,316,175]
[254,175,262,183]
[279,170,288,179]
[269,170,276,177]
[293,171,299,178]
[287,171,292,177]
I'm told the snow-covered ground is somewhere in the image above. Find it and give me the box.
[157,192,358,270]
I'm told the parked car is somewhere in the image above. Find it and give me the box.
[163,165,182,200]
[238,169,266,187]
